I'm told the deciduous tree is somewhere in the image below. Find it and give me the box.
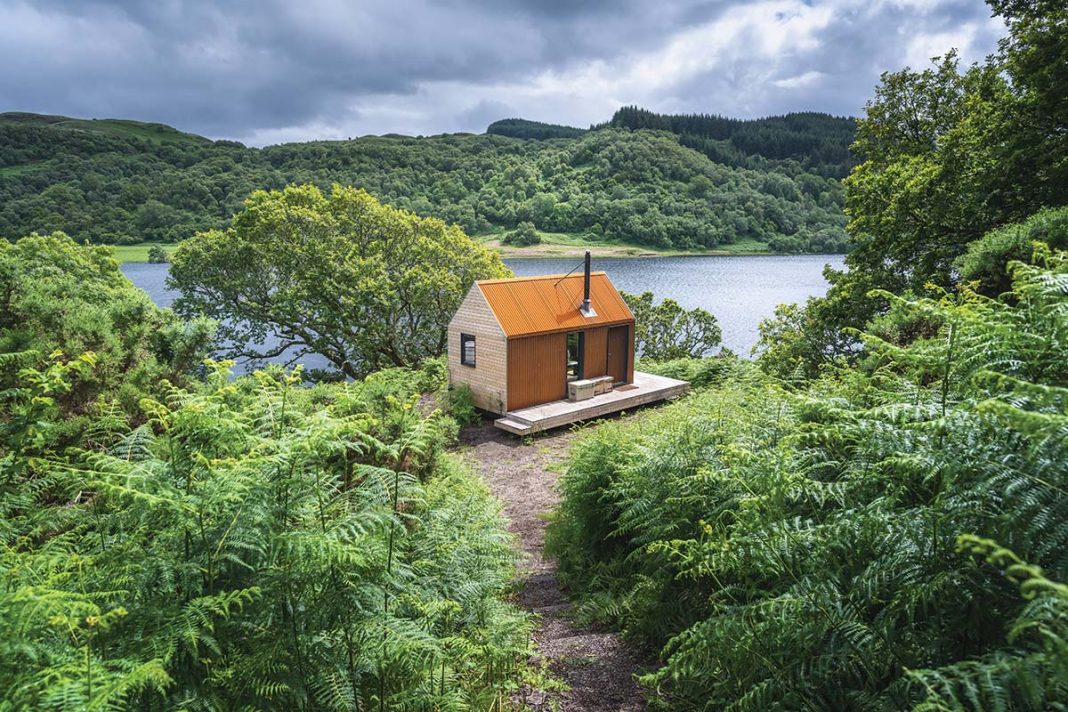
[169,184,510,377]
[622,290,721,360]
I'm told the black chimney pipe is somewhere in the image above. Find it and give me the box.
[582,250,591,313]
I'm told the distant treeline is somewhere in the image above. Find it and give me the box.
[603,106,856,178]
[0,107,852,253]
[487,108,857,178]
[486,118,587,140]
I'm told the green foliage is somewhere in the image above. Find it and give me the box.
[501,221,541,246]
[636,352,742,389]
[605,106,857,179]
[956,206,1068,296]
[444,384,481,428]
[0,111,848,253]
[486,118,586,140]
[753,292,855,380]
[622,290,722,360]
[548,248,1068,709]
[0,359,530,710]
[0,233,213,412]
[907,536,1068,711]
[146,244,169,263]
[168,184,510,377]
[778,1,1068,367]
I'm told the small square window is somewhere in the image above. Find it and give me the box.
[460,333,476,367]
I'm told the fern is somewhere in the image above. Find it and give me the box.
[548,250,1068,709]
[1,359,530,709]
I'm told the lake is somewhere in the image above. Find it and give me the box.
[121,254,845,371]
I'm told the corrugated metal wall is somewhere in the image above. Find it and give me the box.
[607,325,630,384]
[507,333,567,410]
[583,326,608,378]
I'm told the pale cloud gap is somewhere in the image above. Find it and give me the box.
[0,0,1006,146]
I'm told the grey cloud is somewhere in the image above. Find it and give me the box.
[0,0,1004,143]
[647,0,1003,119]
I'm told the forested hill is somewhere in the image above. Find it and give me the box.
[0,108,850,253]
[604,106,856,178]
[486,118,586,140]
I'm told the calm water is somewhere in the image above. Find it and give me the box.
[506,255,844,354]
[121,254,844,370]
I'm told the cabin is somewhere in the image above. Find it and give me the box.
[447,253,689,435]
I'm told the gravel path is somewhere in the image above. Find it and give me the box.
[457,422,646,712]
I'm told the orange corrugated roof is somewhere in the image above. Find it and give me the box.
[477,271,634,337]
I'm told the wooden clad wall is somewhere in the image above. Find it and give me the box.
[583,326,608,379]
[507,333,567,410]
[447,287,509,414]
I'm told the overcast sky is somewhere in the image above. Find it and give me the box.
[0,0,1005,146]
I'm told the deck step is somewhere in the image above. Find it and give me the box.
[506,413,535,427]
[494,417,533,435]
[494,372,690,436]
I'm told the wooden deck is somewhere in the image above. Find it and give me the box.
[494,371,689,435]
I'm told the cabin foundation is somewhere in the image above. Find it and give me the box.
[494,370,689,435]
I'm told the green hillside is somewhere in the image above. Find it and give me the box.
[0,109,852,253]
[0,112,211,145]
[486,117,587,140]
[603,106,857,178]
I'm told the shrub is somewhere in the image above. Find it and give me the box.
[0,233,213,413]
[956,206,1068,296]
[622,290,721,359]
[501,221,541,246]
[445,383,481,428]
[636,353,742,388]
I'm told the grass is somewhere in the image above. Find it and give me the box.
[0,112,209,146]
[110,243,178,263]
[55,118,209,145]
[107,233,803,264]
[0,163,43,177]
[475,229,778,258]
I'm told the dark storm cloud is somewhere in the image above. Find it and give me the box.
[0,0,1004,144]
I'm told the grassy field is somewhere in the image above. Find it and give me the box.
[0,112,210,145]
[110,243,178,263]
[475,230,775,259]
[112,235,790,263]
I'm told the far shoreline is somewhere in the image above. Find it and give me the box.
[114,240,845,264]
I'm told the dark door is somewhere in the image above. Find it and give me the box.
[606,325,628,384]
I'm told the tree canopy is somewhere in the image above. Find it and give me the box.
[0,232,213,409]
[486,118,586,140]
[501,220,540,246]
[0,109,851,254]
[604,106,856,178]
[757,0,1068,373]
[622,290,722,360]
[168,184,510,377]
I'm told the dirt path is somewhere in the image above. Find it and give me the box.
[457,422,645,711]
